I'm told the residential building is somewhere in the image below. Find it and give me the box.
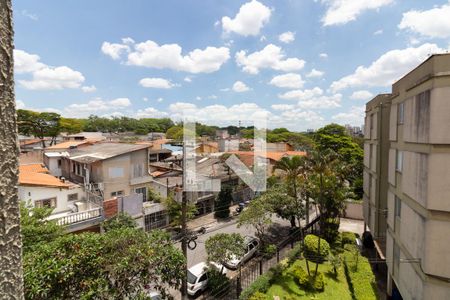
[63,132,105,141]
[18,164,103,232]
[364,54,450,299]
[266,142,294,152]
[218,138,239,152]
[60,143,153,202]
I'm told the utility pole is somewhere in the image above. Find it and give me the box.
[180,141,188,299]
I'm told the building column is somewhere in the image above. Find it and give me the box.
[387,272,393,298]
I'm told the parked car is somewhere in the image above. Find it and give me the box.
[187,262,226,297]
[224,236,259,269]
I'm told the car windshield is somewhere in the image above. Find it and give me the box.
[187,270,197,284]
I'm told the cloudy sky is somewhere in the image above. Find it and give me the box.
[13,0,450,131]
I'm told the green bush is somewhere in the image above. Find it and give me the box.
[207,268,230,295]
[262,244,277,259]
[291,265,324,292]
[292,265,309,287]
[239,274,271,300]
[322,218,340,243]
[249,291,268,300]
[341,232,356,246]
[303,234,330,263]
[343,249,377,300]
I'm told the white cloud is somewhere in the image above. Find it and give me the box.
[260,35,267,42]
[321,0,393,26]
[208,95,218,99]
[14,50,45,74]
[196,96,202,101]
[330,43,445,92]
[332,106,365,125]
[279,109,324,127]
[121,37,135,45]
[279,31,295,43]
[14,49,87,91]
[296,94,342,109]
[350,90,374,100]
[101,42,130,60]
[232,81,251,92]
[136,107,168,118]
[271,104,294,111]
[306,69,324,78]
[278,87,324,100]
[65,97,131,116]
[236,44,305,74]
[139,77,177,89]
[184,76,192,82]
[157,97,164,102]
[399,3,450,39]
[143,97,149,102]
[269,73,304,89]
[374,29,383,35]
[121,40,230,73]
[16,100,26,109]
[19,66,85,90]
[21,10,38,21]
[81,85,97,93]
[221,0,271,36]
[220,88,230,92]
[319,53,328,59]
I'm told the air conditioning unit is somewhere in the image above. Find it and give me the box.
[75,201,86,211]
[68,204,78,213]
[97,182,104,191]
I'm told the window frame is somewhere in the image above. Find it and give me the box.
[111,190,124,197]
[396,150,403,172]
[35,197,57,208]
[398,102,404,125]
[68,193,78,201]
[135,187,147,202]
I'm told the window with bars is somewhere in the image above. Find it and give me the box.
[135,187,147,202]
[35,197,57,208]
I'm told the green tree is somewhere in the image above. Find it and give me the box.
[23,228,185,299]
[20,202,65,252]
[17,109,61,147]
[214,185,233,219]
[314,124,363,199]
[163,193,197,227]
[59,117,84,134]
[205,233,245,271]
[273,155,308,227]
[102,212,137,232]
[238,197,272,245]
[307,149,349,243]
[166,126,184,140]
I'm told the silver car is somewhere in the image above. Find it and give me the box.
[224,236,259,269]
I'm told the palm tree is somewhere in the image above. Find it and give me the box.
[273,155,308,227]
[0,0,25,298]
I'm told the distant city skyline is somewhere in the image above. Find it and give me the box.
[13,0,450,130]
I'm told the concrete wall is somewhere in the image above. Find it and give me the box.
[344,201,363,220]
[19,185,84,214]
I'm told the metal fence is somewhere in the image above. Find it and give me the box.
[202,216,320,300]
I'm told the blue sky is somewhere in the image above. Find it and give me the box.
[13,0,450,130]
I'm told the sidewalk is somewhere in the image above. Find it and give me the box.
[187,204,240,232]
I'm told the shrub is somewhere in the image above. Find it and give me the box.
[303,234,330,263]
[321,218,340,243]
[311,272,325,291]
[291,265,324,291]
[292,265,309,287]
[341,232,356,246]
[207,268,230,296]
[249,291,268,300]
[262,244,277,259]
[343,249,377,299]
[239,274,271,300]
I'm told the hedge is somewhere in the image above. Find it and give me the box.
[343,249,378,300]
[341,232,357,246]
[303,234,330,263]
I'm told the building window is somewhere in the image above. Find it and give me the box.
[135,187,147,202]
[58,159,62,168]
[396,150,403,172]
[132,164,144,178]
[395,197,401,218]
[144,210,167,231]
[398,102,404,125]
[111,190,124,197]
[370,114,374,130]
[68,193,78,201]
[35,197,57,208]
[72,163,76,173]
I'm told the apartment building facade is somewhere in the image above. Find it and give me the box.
[364,54,450,299]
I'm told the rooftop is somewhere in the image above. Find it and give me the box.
[19,163,49,174]
[68,142,150,163]
[19,171,70,188]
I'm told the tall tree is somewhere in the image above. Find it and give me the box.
[17,110,61,147]
[205,233,245,272]
[214,185,232,219]
[273,155,307,227]
[0,0,24,298]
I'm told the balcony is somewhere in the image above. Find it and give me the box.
[48,205,104,232]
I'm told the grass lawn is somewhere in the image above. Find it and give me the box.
[266,259,352,300]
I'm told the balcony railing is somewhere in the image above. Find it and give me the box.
[55,207,103,226]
